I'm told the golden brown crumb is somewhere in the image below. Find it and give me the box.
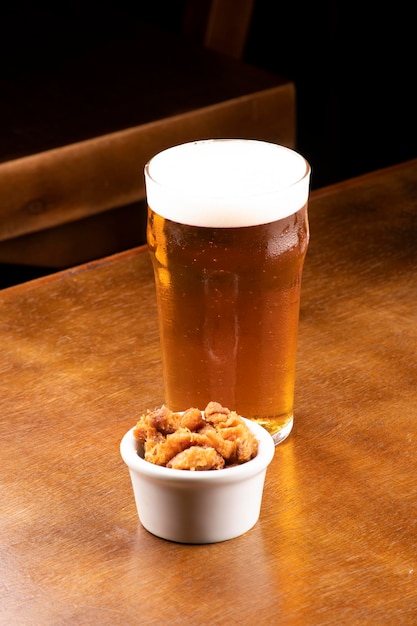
[179,407,206,431]
[145,428,193,466]
[132,402,258,471]
[167,446,225,470]
[193,429,237,463]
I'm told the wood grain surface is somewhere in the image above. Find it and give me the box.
[1,159,416,625]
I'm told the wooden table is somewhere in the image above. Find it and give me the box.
[1,159,416,625]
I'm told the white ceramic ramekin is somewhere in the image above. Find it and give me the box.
[120,417,275,544]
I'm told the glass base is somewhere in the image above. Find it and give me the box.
[271,416,293,446]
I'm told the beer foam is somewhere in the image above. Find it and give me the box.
[144,140,310,227]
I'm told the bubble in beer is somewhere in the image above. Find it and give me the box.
[145,140,310,227]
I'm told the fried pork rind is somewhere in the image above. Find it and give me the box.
[167,446,225,470]
[132,402,258,470]
[179,407,205,431]
[145,428,194,466]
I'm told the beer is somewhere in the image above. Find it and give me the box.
[145,140,310,444]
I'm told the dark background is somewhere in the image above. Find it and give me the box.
[245,0,416,189]
[136,0,416,189]
[1,0,415,289]
[1,0,415,190]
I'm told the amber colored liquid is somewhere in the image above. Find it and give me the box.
[147,205,309,441]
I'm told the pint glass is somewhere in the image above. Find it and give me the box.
[145,140,310,444]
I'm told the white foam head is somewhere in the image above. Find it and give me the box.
[144,139,310,227]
